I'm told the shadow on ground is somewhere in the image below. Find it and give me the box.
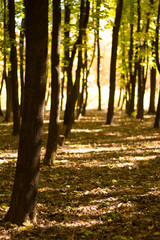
[0,110,160,239]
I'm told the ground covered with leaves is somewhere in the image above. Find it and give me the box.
[0,109,160,239]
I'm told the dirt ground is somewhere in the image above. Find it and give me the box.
[0,109,160,239]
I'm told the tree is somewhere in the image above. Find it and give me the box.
[2,0,12,123]
[96,0,101,111]
[60,0,71,111]
[154,0,160,128]
[19,18,25,115]
[44,0,61,165]
[148,66,156,113]
[3,0,48,225]
[106,0,123,124]
[148,0,157,114]
[8,0,20,135]
[64,0,90,138]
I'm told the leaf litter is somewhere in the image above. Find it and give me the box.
[0,110,160,239]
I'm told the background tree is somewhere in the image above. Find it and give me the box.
[63,0,90,138]
[106,0,123,124]
[96,0,101,111]
[44,0,61,165]
[154,0,160,128]
[8,0,20,135]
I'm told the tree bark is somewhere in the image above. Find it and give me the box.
[96,0,101,111]
[3,0,11,122]
[64,0,90,137]
[44,0,61,165]
[8,0,20,135]
[154,91,160,128]
[154,0,160,127]
[148,67,156,113]
[20,18,25,115]
[61,2,71,111]
[106,0,123,124]
[128,22,136,115]
[3,0,48,225]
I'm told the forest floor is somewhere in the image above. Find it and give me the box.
[0,109,160,240]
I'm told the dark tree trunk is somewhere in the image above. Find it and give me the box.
[82,46,89,116]
[106,0,123,124]
[20,18,25,115]
[64,49,82,138]
[82,30,96,116]
[60,71,65,111]
[44,0,61,165]
[117,87,122,108]
[0,76,4,116]
[61,2,71,111]
[3,0,12,122]
[128,22,136,115]
[3,0,48,225]
[137,0,150,119]
[96,0,101,111]
[137,62,144,119]
[154,91,160,128]
[154,0,160,127]
[8,0,20,135]
[64,0,90,137]
[136,0,143,119]
[148,67,156,113]
[4,72,12,122]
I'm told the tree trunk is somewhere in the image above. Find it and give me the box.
[148,67,156,113]
[82,47,89,116]
[96,0,101,111]
[64,0,90,137]
[3,0,48,225]
[128,22,136,115]
[4,72,12,122]
[64,49,82,138]
[106,0,123,124]
[154,0,160,127]
[44,0,61,165]
[154,91,160,128]
[8,0,20,135]
[20,18,25,115]
[137,0,150,119]
[0,76,4,116]
[61,2,71,111]
[137,62,144,119]
[3,0,11,122]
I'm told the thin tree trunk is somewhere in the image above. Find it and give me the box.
[128,22,136,115]
[3,0,11,122]
[154,0,160,127]
[154,91,160,128]
[4,72,12,122]
[106,0,123,124]
[137,0,150,119]
[0,76,4,116]
[3,0,48,225]
[61,2,70,111]
[8,0,20,135]
[96,0,101,111]
[82,47,89,116]
[136,0,143,119]
[44,0,61,165]
[20,18,25,115]
[64,0,90,137]
[148,67,156,113]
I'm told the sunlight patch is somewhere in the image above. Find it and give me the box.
[61,219,103,227]
[71,129,102,133]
